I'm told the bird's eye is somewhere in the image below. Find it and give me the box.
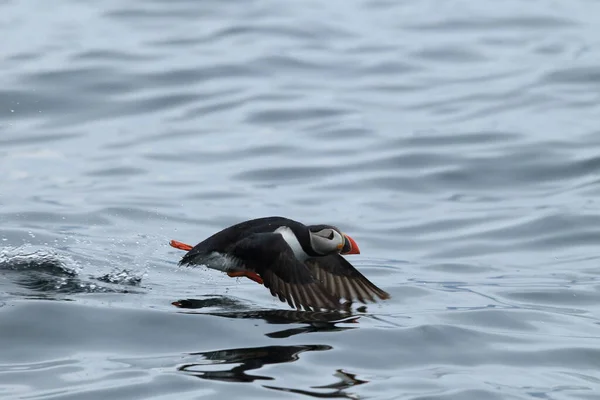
[328,231,334,240]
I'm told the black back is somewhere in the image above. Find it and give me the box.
[180,216,313,264]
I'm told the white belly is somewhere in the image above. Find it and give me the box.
[194,252,244,272]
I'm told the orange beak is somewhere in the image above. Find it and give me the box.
[341,234,360,255]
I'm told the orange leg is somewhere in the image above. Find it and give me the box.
[227,271,264,285]
[170,240,193,251]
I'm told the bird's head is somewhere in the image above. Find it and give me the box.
[307,224,360,256]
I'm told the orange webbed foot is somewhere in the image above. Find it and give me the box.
[170,240,193,251]
[227,271,264,285]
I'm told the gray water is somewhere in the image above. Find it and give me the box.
[2,1,600,399]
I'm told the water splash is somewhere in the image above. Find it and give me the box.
[96,268,144,286]
[0,246,143,295]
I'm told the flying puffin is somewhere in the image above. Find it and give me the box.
[169,216,390,311]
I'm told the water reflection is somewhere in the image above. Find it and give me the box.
[179,344,331,382]
[172,297,360,338]
[265,369,368,399]
[178,345,367,398]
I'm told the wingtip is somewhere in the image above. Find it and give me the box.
[379,291,391,300]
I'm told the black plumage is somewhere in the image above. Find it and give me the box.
[173,216,389,311]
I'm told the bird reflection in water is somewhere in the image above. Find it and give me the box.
[172,296,360,338]
[179,344,329,382]
[178,345,367,399]
[265,369,368,399]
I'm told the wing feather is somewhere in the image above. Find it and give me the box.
[231,233,342,311]
[305,255,390,303]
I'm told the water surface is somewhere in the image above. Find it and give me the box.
[2,0,600,399]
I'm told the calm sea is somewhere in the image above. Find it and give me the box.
[2,1,600,399]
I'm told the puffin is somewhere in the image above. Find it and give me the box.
[169,216,390,311]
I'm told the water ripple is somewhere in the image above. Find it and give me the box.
[3,0,600,398]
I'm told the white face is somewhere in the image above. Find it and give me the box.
[309,227,345,255]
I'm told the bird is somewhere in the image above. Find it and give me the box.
[169,216,390,311]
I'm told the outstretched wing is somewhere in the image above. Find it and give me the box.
[230,233,342,311]
[305,255,390,304]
